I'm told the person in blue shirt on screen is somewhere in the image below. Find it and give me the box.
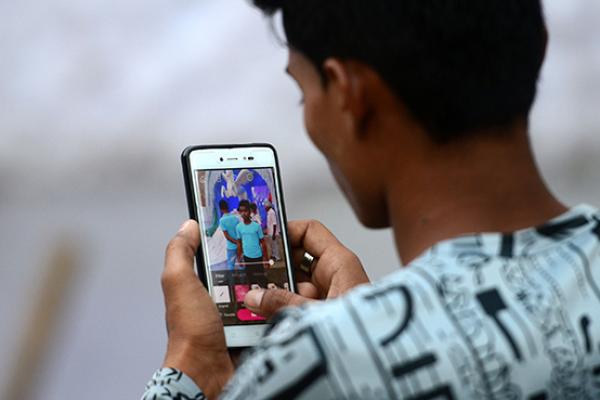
[218,200,240,271]
[235,200,269,289]
[235,200,268,264]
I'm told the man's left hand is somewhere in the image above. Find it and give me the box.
[161,220,234,399]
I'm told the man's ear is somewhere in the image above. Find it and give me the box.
[322,58,371,139]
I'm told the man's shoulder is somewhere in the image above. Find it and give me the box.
[263,251,485,349]
[236,221,260,232]
[251,214,600,399]
[222,214,237,223]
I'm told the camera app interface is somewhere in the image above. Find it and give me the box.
[195,168,290,325]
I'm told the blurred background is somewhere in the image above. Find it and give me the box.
[0,1,599,398]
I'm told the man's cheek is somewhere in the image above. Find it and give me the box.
[303,106,327,150]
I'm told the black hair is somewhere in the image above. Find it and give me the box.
[219,199,229,211]
[250,203,258,211]
[252,0,546,142]
[238,200,250,210]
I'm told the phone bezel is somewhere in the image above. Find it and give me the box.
[181,143,296,347]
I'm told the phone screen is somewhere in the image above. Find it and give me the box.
[193,167,291,326]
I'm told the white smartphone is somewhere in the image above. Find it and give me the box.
[181,144,297,347]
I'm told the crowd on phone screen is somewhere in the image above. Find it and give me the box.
[218,199,280,288]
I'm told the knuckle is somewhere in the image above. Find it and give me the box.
[264,289,290,310]
[347,252,363,269]
[307,219,323,229]
[338,244,356,258]
[161,268,177,287]
[165,236,181,256]
[165,235,195,258]
[347,249,361,264]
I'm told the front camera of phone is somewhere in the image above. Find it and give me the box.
[219,157,224,162]
[248,156,254,161]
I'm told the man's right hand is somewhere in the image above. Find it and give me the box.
[244,220,369,318]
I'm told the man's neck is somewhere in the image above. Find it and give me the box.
[385,125,567,264]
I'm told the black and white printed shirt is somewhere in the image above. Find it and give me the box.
[143,204,600,399]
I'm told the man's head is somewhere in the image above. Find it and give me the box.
[253,0,547,227]
[219,199,229,213]
[238,200,251,221]
[263,200,272,211]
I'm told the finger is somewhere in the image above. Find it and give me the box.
[292,242,349,290]
[287,220,341,259]
[244,288,312,318]
[292,248,308,269]
[162,220,202,296]
[296,282,319,299]
[292,249,312,284]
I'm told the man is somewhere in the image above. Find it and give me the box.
[263,200,279,261]
[250,202,262,226]
[144,1,600,399]
[236,200,269,288]
[218,200,240,271]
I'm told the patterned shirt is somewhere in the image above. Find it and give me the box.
[143,204,600,399]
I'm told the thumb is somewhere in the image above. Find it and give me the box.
[162,220,201,296]
[244,288,311,319]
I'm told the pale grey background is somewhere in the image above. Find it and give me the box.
[0,1,599,399]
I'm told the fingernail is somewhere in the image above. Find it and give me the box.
[178,220,191,232]
[245,289,265,309]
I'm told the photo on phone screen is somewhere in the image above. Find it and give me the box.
[194,167,290,325]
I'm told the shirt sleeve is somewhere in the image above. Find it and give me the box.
[257,223,264,239]
[218,307,336,399]
[141,368,206,400]
[142,306,336,400]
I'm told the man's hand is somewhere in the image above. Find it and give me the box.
[161,220,233,399]
[245,220,369,318]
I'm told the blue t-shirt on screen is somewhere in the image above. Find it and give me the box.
[235,221,263,259]
[219,213,240,250]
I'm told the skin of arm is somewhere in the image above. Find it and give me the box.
[223,231,237,245]
[237,240,243,262]
[260,238,268,262]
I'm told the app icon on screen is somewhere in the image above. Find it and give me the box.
[234,284,250,303]
[212,286,231,304]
